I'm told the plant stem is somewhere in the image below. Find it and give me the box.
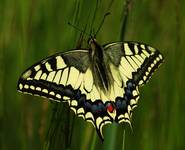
[122,130,126,150]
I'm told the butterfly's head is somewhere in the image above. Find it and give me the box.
[88,37,103,59]
[88,37,97,45]
[88,37,97,50]
[88,37,102,51]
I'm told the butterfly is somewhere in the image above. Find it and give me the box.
[17,37,164,141]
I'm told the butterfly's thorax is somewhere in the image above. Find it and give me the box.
[89,38,112,93]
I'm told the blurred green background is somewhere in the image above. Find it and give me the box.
[0,0,185,150]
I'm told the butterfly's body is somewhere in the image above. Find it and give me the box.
[89,38,112,92]
[17,38,164,141]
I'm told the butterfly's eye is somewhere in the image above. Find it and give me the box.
[88,37,98,45]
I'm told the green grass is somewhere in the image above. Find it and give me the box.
[0,0,185,149]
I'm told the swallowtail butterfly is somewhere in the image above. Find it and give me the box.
[17,38,163,141]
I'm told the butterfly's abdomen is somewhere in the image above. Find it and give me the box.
[92,61,110,92]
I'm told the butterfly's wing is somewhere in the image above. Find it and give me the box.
[17,50,90,100]
[104,42,164,124]
[17,49,112,141]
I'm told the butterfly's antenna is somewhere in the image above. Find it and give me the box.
[90,0,99,34]
[107,0,114,12]
[95,12,111,37]
[84,8,92,36]
[120,0,132,41]
[75,19,90,49]
[95,0,114,36]
[68,22,91,37]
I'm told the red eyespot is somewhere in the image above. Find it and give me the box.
[106,103,114,113]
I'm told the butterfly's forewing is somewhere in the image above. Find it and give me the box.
[18,50,89,99]
[104,42,164,123]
